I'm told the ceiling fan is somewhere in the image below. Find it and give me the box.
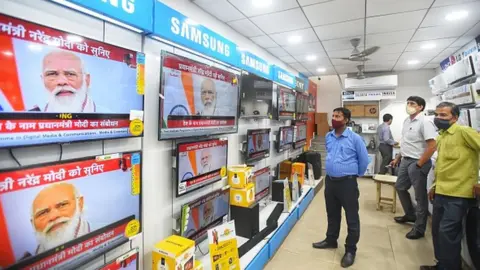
[333,38,380,62]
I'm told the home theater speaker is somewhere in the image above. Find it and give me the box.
[231,203,260,239]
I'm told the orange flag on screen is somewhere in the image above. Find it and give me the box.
[188,150,198,176]
[0,35,25,111]
[181,72,195,115]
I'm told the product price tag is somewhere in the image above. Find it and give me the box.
[125,219,140,238]
[131,164,140,195]
[220,166,227,177]
[136,53,145,95]
[129,119,143,136]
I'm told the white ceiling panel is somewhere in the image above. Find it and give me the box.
[412,22,477,41]
[283,42,327,56]
[421,2,480,27]
[314,19,364,41]
[327,49,360,58]
[449,36,475,47]
[227,19,264,37]
[331,58,360,66]
[193,0,245,22]
[430,56,449,64]
[432,0,480,7]
[423,63,440,69]
[462,21,480,37]
[400,51,440,60]
[298,0,331,6]
[289,62,309,71]
[322,37,363,51]
[394,64,422,71]
[228,0,299,17]
[434,47,461,59]
[366,30,415,46]
[266,47,290,57]
[278,55,298,64]
[367,53,401,61]
[311,67,337,76]
[365,62,396,72]
[405,38,457,51]
[250,8,311,34]
[297,57,333,68]
[335,65,361,74]
[303,0,365,26]
[250,35,278,48]
[367,0,433,17]
[269,28,318,46]
[366,10,427,34]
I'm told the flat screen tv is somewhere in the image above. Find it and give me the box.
[0,152,142,270]
[276,85,296,120]
[99,249,139,270]
[0,14,145,148]
[295,91,309,120]
[176,138,228,197]
[293,121,307,149]
[277,126,294,153]
[253,166,271,202]
[159,51,240,140]
[246,128,271,163]
[239,72,273,118]
[180,188,230,242]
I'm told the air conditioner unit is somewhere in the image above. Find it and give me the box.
[344,75,398,90]
[429,74,448,95]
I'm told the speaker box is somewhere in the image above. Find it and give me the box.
[271,180,301,202]
[230,203,259,239]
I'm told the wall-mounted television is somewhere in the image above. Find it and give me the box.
[239,72,273,118]
[295,91,309,120]
[0,14,145,149]
[180,188,230,242]
[293,121,307,149]
[0,152,142,270]
[246,128,271,163]
[99,249,139,270]
[276,85,296,120]
[159,52,240,140]
[276,126,294,153]
[176,138,228,197]
[253,166,271,202]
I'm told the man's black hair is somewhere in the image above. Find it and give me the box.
[436,102,460,118]
[333,107,351,122]
[407,96,426,111]
[383,114,393,122]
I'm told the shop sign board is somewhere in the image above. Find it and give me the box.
[238,50,272,79]
[273,66,297,89]
[153,1,239,67]
[342,90,396,101]
[295,76,306,92]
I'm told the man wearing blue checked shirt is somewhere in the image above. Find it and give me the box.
[312,107,369,268]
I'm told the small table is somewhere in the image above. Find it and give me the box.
[373,174,398,213]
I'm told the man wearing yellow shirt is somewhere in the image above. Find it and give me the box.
[421,102,480,270]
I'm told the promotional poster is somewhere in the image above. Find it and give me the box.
[277,86,296,119]
[176,138,228,196]
[0,152,142,270]
[295,92,309,120]
[0,15,145,148]
[239,72,273,118]
[294,122,307,149]
[277,126,294,152]
[159,52,239,140]
[253,167,270,202]
[181,188,230,241]
[208,220,240,270]
[99,249,138,270]
[246,129,270,162]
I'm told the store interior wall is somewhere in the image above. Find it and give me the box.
[310,75,345,119]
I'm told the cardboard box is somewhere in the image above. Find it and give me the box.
[345,104,365,117]
[152,235,195,270]
[315,113,330,137]
[364,105,379,117]
[227,166,253,189]
[291,162,305,186]
[278,160,292,180]
[230,182,255,207]
[194,260,203,270]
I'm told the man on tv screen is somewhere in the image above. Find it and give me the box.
[31,183,90,254]
[199,149,212,175]
[201,200,214,228]
[199,78,216,116]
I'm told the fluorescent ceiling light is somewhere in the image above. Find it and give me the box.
[252,0,272,8]
[306,55,317,61]
[421,43,436,50]
[185,18,198,25]
[288,35,302,44]
[445,10,468,21]
[408,60,419,65]
[316,67,326,72]
[2,51,13,56]
[67,35,83,43]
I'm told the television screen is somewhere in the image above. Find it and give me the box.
[308,93,316,112]
[159,52,239,140]
[293,122,307,149]
[239,72,273,118]
[180,188,230,242]
[253,166,270,202]
[295,92,309,120]
[246,128,271,163]
[176,138,228,196]
[0,152,142,270]
[277,86,296,120]
[99,249,138,270]
[0,14,144,148]
[277,126,294,153]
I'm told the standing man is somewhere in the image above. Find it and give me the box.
[312,107,369,268]
[377,113,396,174]
[390,96,437,239]
[421,102,480,270]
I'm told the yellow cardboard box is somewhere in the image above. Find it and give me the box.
[194,260,203,270]
[152,235,195,270]
[291,162,305,186]
[227,166,253,189]
[230,182,255,207]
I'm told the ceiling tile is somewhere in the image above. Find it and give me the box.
[314,19,364,41]
[269,28,318,46]
[298,0,331,6]
[322,37,363,51]
[289,62,310,72]
[421,1,480,27]
[283,42,327,56]
[335,65,361,74]
[303,0,365,26]
[430,55,448,64]
[400,51,440,60]
[365,62,396,72]
[331,58,360,65]
[433,0,480,7]
[250,8,310,34]
[393,64,422,71]
[412,22,477,41]
[193,0,245,22]
[279,55,298,63]
[434,47,461,59]
[310,65,336,75]
[449,36,476,47]
[227,19,263,37]
[327,49,361,58]
[228,0,299,17]
[367,0,433,17]
[366,30,415,46]
[462,21,480,37]
[366,10,427,34]
[266,47,290,57]
[297,57,333,67]
[423,63,440,69]
[250,35,278,48]
[367,53,402,61]
[377,43,409,53]
[405,38,457,51]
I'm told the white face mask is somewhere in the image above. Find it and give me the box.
[406,105,417,115]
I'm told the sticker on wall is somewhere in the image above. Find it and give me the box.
[129,119,144,136]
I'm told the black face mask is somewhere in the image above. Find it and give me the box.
[434,118,452,130]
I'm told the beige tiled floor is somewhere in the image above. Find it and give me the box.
[265,178,436,270]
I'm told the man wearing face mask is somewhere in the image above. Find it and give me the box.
[390,96,437,240]
[312,107,369,268]
[421,102,480,270]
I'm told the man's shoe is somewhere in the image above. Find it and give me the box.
[419,265,437,270]
[312,240,338,249]
[394,215,416,224]
[341,252,355,268]
[406,229,424,239]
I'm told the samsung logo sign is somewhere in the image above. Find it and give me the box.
[101,0,135,14]
[170,17,231,57]
[241,53,269,74]
[278,71,294,84]
[296,80,305,90]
